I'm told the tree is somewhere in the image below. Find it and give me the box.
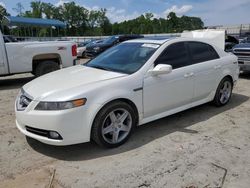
[30,1,43,18]
[12,2,24,16]
[0,5,9,21]
[41,3,54,19]
[0,5,10,34]
[6,1,204,37]
[58,2,88,35]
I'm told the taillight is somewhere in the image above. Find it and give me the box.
[72,44,77,56]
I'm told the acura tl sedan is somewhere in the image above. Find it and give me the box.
[15,38,239,148]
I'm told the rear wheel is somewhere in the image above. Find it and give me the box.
[35,61,60,77]
[213,77,233,106]
[91,101,136,148]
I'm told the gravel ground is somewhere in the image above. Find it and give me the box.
[0,70,250,188]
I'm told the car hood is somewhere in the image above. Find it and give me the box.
[86,42,112,49]
[23,65,126,101]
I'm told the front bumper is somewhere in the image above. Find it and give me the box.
[77,50,85,57]
[85,50,101,58]
[239,60,250,71]
[15,100,96,146]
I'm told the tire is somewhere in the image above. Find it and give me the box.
[82,51,86,58]
[35,61,60,77]
[213,77,233,107]
[91,101,137,148]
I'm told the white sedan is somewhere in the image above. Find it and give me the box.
[15,38,239,148]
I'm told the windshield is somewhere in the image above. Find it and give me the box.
[78,41,89,47]
[102,36,119,44]
[85,42,159,74]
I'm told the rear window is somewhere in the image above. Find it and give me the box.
[188,42,219,64]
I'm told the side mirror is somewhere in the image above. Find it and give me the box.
[148,64,172,76]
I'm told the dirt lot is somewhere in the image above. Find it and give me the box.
[0,71,250,188]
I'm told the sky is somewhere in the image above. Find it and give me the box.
[0,0,250,26]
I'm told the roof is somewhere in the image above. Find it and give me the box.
[3,16,66,28]
[125,37,174,45]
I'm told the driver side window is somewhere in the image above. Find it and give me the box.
[155,42,190,69]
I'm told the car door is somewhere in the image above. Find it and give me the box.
[187,42,221,101]
[143,42,195,118]
[0,38,9,75]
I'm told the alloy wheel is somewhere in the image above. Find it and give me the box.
[219,80,232,104]
[101,108,132,144]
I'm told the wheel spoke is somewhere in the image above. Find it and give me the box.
[102,108,132,145]
[223,83,227,90]
[118,111,129,123]
[109,111,117,123]
[112,130,119,143]
[103,125,113,134]
[220,94,225,103]
[120,124,130,132]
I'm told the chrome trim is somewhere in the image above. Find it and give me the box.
[16,88,33,111]
[21,88,34,100]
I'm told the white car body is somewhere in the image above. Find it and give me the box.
[77,46,86,57]
[0,30,77,76]
[15,38,239,146]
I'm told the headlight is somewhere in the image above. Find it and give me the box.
[35,98,87,111]
[93,47,101,51]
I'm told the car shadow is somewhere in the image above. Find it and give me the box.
[27,93,249,161]
[0,75,34,90]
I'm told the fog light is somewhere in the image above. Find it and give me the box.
[48,131,62,140]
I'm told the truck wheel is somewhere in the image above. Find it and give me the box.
[35,61,60,77]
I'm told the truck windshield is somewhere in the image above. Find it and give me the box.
[85,43,159,74]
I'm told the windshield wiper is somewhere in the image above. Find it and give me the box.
[86,64,128,74]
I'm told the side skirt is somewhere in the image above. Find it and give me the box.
[139,97,213,126]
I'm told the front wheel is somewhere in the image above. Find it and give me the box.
[91,101,136,148]
[213,77,233,106]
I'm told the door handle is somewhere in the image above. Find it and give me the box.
[189,72,194,77]
[184,73,194,78]
[214,65,222,69]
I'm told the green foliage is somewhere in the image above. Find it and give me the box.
[0,5,10,34]
[5,1,204,37]
[111,12,204,35]
[0,5,10,21]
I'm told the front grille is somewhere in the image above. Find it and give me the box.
[26,126,49,137]
[237,56,250,61]
[233,53,250,57]
[233,49,250,58]
[234,49,250,53]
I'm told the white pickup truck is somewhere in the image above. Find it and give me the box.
[0,30,77,77]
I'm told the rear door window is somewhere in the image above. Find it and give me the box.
[155,42,190,69]
[188,42,219,64]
